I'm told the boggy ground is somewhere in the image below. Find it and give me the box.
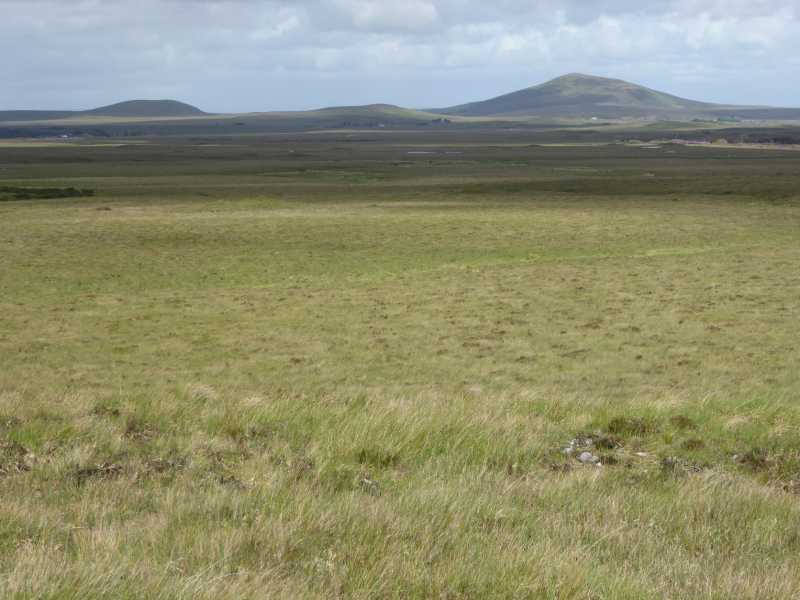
[1,133,799,598]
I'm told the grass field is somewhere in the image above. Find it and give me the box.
[1,133,800,598]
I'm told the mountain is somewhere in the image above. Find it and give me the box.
[0,100,206,123]
[436,73,800,120]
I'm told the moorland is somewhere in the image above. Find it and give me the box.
[1,127,800,598]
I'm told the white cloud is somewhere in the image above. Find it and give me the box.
[0,0,798,111]
[331,0,440,32]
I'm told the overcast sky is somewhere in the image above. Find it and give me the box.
[3,0,799,112]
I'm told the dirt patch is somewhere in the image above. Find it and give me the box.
[607,417,660,436]
[670,415,696,430]
[71,462,124,486]
[0,440,33,477]
[0,416,22,430]
[91,403,121,418]
[123,417,158,442]
[682,438,706,451]
[733,449,769,472]
[144,455,187,475]
[594,434,622,449]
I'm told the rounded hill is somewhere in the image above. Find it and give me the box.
[437,73,719,118]
[83,100,206,118]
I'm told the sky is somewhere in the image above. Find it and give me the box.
[2,0,799,112]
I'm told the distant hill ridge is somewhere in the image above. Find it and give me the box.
[2,74,800,126]
[0,99,205,122]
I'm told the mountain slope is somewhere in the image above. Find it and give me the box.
[435,73,789,119]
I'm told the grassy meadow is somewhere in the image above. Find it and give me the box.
[1,133,800,598]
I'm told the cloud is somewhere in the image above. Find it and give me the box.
[1,0,798,111]
[330,0,440,32]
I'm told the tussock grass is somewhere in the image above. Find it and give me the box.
[3,389,800,598]
[1,136,799,597]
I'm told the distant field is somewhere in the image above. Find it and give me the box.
[1,133,800,598]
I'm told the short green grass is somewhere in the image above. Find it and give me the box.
[1,135,799,598]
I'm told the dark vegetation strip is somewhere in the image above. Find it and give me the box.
[0,186,95,201]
